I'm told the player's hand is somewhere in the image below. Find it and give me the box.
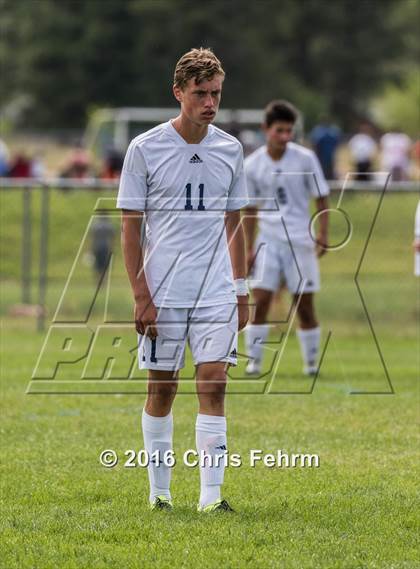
[316,233,328,258]
[413,238,420,252]
[134,299,158,339]
[237,295,249,331]
[246,249,255,275]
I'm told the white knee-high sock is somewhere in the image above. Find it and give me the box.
[196,414,227,508]
[296,327,321,373]
[142,409,173,503]
[245,324,270,364]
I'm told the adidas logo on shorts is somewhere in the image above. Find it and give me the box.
[189,153,203,163]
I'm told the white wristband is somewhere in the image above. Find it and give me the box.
[235,278,249,296]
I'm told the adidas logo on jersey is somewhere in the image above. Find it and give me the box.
[189,153,203,163]
[229,348,237,358]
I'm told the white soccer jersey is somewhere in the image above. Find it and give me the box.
[380,132,411,170]
[117,121,248,308]
[244,142,329,244]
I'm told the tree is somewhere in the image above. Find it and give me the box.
[372,70,420,136]
[1,0,418,130]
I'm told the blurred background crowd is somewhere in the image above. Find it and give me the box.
[1,120,419,183]
[0,0,418,184]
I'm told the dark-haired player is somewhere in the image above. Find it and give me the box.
[243,100,329,376]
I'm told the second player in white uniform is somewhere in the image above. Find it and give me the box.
[243,100,329,376]
[414,200,420,277]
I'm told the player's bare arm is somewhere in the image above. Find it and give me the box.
[314,196,329,257]
[242,205,258,274]
[121,210,158,339]
[225,209,249,331]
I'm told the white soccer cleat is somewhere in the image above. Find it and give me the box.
[303,365,318,377]
[245,360,261,375]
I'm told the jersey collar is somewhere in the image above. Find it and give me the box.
[166,120,214,146]
[265,144,290,166]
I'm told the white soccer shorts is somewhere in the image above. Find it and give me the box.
[138,303,238,371]
[249,235,320,294]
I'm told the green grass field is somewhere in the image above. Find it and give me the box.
[1,189,419,568]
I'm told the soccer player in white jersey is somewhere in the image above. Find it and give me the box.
[117,48,249,513]
[414,200,420,277]
[243,100,329,376]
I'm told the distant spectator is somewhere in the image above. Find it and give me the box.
[310,117,341,180]
[60,145,91,179]
[8,152,31,178]
[348,122,377,181]
[91,218,115,280]
[100,148,124,180]
[412,138,420,174]
[0,138,9,176]
[380,129,412,181]
[30,152,46,179]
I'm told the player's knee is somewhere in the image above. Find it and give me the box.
[148,380,177,404]
[200,384,226,410]
[257,298,271,313]
[198,370,226,405]
[297,305,317,327]
[206,392,225,410]
[254,299,271,323]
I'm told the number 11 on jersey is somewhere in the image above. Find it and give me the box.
[185,183,205,211]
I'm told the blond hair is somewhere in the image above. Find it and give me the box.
[174,48,225,89]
